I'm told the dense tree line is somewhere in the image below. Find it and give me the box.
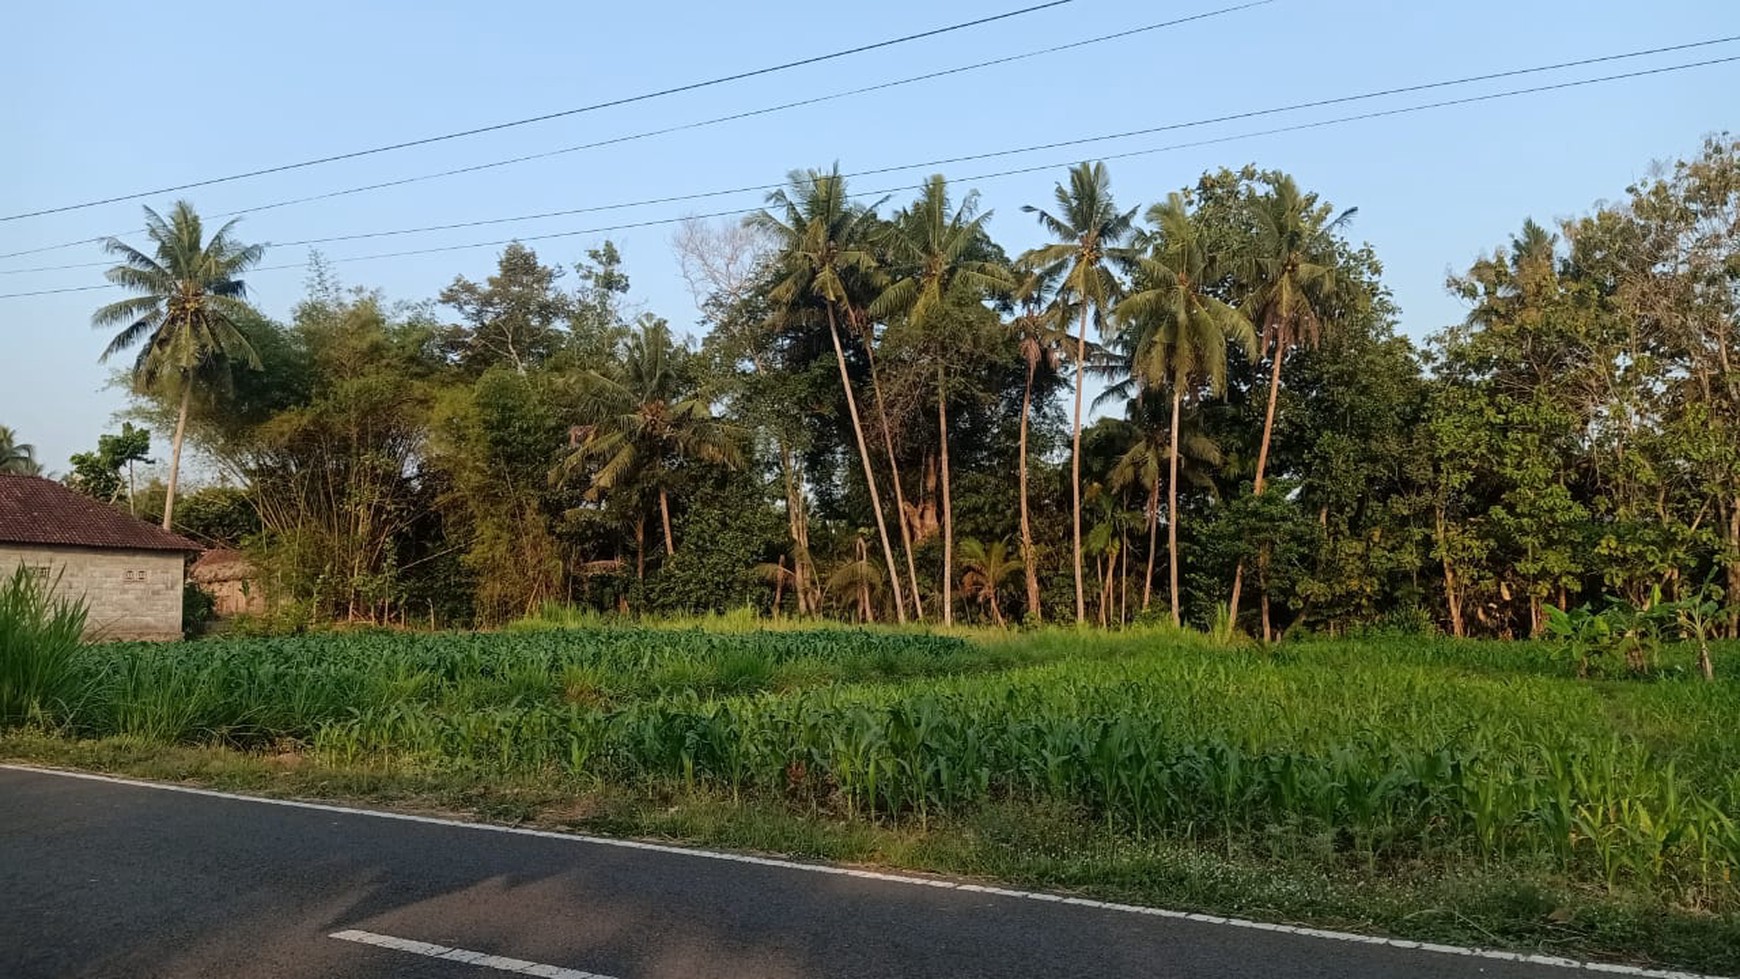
[63,136,1739,637]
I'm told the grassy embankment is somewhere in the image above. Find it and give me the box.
[3,603,1736,972]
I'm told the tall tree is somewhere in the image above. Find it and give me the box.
[872,176,1012,625]
[105,423,153,514]
[245,291,438,623]
[1020,163,1137,624]
[439,243,577,374]
[1611,137,1740,635]
[0,426,42,476]
[1229,176,1353,635]
[749,169,909,623]
[69,423,153,510]
[1011,269,1069,623]
[1446,221,1593,635]
[430,368,566,625]
[1115,194,1256,625]
[1106,422,1165,612]
[560,318,741,560]
[684,221,823,616]
[855,306,926,621]
[92,201,264,532]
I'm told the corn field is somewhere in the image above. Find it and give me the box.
[14,626,1740,909]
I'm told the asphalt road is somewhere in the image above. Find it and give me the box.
[0,766,1709,979]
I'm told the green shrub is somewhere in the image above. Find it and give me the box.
[182,582,216,638]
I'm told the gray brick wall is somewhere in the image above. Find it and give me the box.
[0,545,185,641]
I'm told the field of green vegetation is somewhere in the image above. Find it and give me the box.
[3,614,1737,971]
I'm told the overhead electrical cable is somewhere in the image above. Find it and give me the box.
[3,36,1735,277]
[0,0,1082,222]
[0,1,1273,261]
[0,51,1732,303]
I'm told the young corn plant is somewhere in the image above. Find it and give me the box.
[0,565,88,725]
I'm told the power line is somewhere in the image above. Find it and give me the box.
[843,37,1740,177]
[209,2,1272,223]
[0,284,114,298]
[0,1,1273,262]
[6,34,1733,277]
[0,0,1081,223]
[1,52,1731,304]
[0,208,762,300]
[957,55,1740,182]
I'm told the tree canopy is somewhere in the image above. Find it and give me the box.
[93,137,1740,640]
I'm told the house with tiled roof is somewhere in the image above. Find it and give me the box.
[0,473,199,641]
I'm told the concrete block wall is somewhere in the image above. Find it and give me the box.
[0,545,186,641]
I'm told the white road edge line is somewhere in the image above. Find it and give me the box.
[3,764,1727,979]
[330,928,617,978]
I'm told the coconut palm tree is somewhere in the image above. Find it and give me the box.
[559,318,741,557]
[755,556,797,619]
[827,534,886,623]
[0,426,42,475]
[871,175,1012,626]
[1082,483,1139,628]
[1228,177,1354,634]
[1107,410,1228,620]
[1020,163,1137,625]
[92,201,263,531]
[1107,423,1164,612]
[958,538,1023,628]
[1115,193,1257,626]
[749,170,909,623]
[1011,268,1070,623]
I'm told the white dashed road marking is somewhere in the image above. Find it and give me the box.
[330,929,617,979]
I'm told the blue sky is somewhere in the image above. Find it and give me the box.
[2,0,1734,472]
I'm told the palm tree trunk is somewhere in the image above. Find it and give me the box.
[1099,551,1111,628]
[788,490,807,615]
[1253,334,1287,497]
[127,460,137,516]
[1167,385,1184,628]
[857,537,874,624]
[1142,479,1159,612]
[1071,305,1090,625]
[161,381,193,532]
[827,306,907,623]
[1260,584,1272,642]
[659,488,675,557]
[779,442,811,615]
[938,368,954,628]
[798,505,817,615]
[1229,341,1288,629]
[773,555,786,618]
[1445,561,1465,638]
[860,328,925,621]
[1119,529,1129,627]
[1018,357,1042,623]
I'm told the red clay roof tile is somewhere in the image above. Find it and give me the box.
[0,474,200,552]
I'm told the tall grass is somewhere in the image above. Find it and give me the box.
[46,628,997,743]
[512,602,1008,639]
[17,622,1740,909]
[0,565,88,724]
